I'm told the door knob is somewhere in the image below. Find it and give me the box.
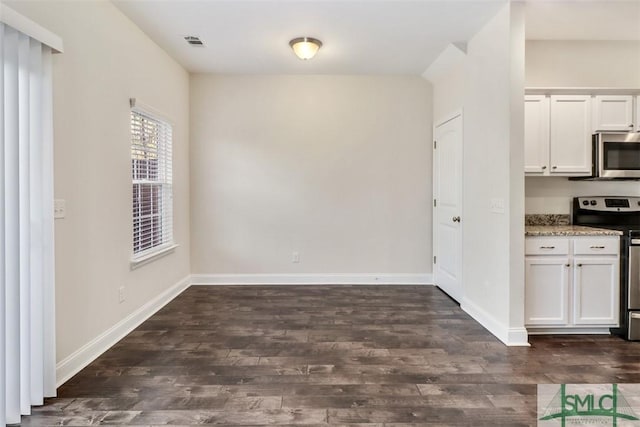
[452,216,461,223]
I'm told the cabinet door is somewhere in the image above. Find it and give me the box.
[525,257,570,326]
[524,95,550,174]
[573,257,619,326]
[549,95,592,175]
[636,96,640,133]
[593,95,634,132]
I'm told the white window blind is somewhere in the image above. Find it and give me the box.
[131,108,173,257]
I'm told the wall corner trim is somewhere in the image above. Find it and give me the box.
[190,273,433,286]
[461,298,530,347]
[55,275,191,387]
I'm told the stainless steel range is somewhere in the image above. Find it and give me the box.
[573,196,640,340]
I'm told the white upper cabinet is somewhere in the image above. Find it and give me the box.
[548,95,592,175]
[524,95,550,174]
[593,95,634,132]
[524,94,592,177]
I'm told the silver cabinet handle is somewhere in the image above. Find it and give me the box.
[590,245,606,249]
[539,246,555,249]
[452,216,461,223]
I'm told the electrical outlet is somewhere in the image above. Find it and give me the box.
[292,251,300,263]
[54,199,66,219]
[118,286,125,303]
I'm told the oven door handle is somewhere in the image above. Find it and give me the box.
[632,239,640,245]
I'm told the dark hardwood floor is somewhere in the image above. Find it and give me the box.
[22,285,640,426]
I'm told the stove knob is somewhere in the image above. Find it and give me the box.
[590,200,597,206]
[582,200,589,206]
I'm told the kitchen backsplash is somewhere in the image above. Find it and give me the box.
[525,177,640,214]
[525,214,571,226]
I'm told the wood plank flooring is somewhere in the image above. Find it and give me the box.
[22,285,640,426]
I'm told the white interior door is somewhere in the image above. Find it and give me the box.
[433,114,463,302]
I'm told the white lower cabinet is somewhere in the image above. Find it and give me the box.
[525,236,619,332]
[572,257,619,325]
[525,257,570,325]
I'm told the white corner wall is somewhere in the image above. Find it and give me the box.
[460,3,527,345]
[190,75,433,282]
[5,1,191,380]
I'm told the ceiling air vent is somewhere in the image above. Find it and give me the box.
[184,36,204,47]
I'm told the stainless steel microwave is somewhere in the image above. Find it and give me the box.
[593,132,640,179]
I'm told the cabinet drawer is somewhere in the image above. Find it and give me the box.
[525,238,569,255]
[573,237,619,255]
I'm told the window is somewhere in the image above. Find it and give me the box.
[131,108,173,257]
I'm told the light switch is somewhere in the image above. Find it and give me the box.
[54,199,66,219]
[490,198,505,214]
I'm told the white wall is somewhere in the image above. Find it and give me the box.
[526,178,640,214]
[5,1,191,365]
[460,2,527,345]
[525,40,640,214]
[190,75,432,278]
[432,65,465,124]
[424,44,466,123]
[508,3,526,338]
[526,40,640,88]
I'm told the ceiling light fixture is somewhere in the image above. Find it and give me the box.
[289,37,322,60]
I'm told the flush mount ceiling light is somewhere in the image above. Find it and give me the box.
[289,37,322,60]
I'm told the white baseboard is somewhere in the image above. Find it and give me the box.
[55,275,191,387]
[507,327,530,346]
[190,273,433,286]
[527,327,612,335]
[461,297,530,347]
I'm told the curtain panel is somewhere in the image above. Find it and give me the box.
[1,21,57,425]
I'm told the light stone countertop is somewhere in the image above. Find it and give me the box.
[525,225,623,237]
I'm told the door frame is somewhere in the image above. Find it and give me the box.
[432,109,464,301]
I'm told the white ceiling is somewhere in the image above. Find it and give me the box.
[112,0,506,74]
[112,0,640,75]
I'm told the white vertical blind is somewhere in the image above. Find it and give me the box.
[0,19,6,427]
[1,21,57,425]
[4,24,22,425]
[131,108,173,257]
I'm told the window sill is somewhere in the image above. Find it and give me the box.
[130,243,179,270]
